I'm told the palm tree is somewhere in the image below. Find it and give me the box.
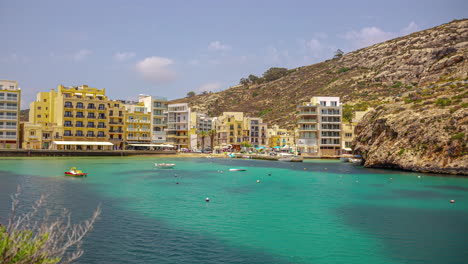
[208,129,216,148]
[199,131,207,150]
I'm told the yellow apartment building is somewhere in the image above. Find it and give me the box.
[123,101,151,149]
[27,85,113,150]
[267,125,295,150]
[107,100,126,150]
[214,112,248,150]
[0,80,21,149]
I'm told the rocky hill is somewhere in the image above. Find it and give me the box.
[172,19,467,174]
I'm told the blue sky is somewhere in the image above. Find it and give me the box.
[1,0,466,109]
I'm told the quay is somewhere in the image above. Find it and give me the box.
[0,149,176,157]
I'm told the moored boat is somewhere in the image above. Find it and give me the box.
[64,167,88,177]
[155,163,176,169]
[229,168,246,171]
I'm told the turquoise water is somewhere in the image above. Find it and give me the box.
[0,157,467,263]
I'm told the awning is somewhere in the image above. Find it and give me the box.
[53,141,113,146]
[128,144,175,147]
[343,148,352,151]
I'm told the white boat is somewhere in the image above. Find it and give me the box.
[229,168,246,171]
[154,163,175,168]
[349,158,362,164]
[278,158,293,162]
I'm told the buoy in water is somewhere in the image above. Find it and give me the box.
[176,182,179,184]
[356,180,359,183]
[257,180,261,183]
[390,178,393,180]
[205,197,210,202]
[268,173,271,176]
[324,168,328,170]
[450,200,455,203]
[418,175,421,179]
[304,168,307,170]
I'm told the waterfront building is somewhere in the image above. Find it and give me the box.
[267,125,295,150]
[28,85,113,150]
[0,80,21,149]
[247,117,268,148]
[107,100,126,150]
[194,112,213,150]
[122,101,151,149]
[341,111,368,155]
[138,94,168,145]
[214,112,249,151]
[166,103,191,149]
[296,96,342,156]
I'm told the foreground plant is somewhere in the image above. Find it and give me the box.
[0,188,101,264]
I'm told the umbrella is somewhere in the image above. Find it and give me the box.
[274,146,281,149]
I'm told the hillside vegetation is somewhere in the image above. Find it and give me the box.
[172,19,467,174]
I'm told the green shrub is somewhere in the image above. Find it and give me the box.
[337,67,350,73]
[252,92,259,97]
[451,133,465,141]
[435,98,452,106]
[391,81,403,88]
[398,148,405,156]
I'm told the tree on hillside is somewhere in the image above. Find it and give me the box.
[262,67,288,82]
[248,74,259,83]
[240,78,249,86]
[334,49,344,59]
[186,91,196,98]
[342,105,355,122]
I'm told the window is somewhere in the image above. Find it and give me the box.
[76,102,84,109]
[154,102,162,107]
[97,131,105,137]
[88,103,95,109]
[98,122,105,128]
[37,106,42,110]
[331,101,337,106]
[98,104,105,110]
[64,102,73,108]
[87,131,95,137]
[345,133,352,137]
[37,115,41,118]
[43,99,47,102]
[64,111,72,117]
[76,131,84,137]
[64,121,72,127]
[64,130,72,136]
[320,101,326,106]
[30,131,35,136]
[87,113,95,118]
[87,122,94,128]
[76,112,84,118]
[76,121,84,127]
[154,110,162,115]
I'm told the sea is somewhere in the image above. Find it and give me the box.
[0,156,467,264]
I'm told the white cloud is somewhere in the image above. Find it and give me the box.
[401,21,419,35]
[197,82,222,93]
[343,27,395,49]
[72,49,91,61]
[307,39,322,50]
[342,21,420,49]
[208,41,231,51]
[114,52,136,61]
[135,56,176,84]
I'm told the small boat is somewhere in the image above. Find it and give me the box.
[229,168,246,171]
[349,158,362,164]
[155,163,175,169]
[64,167,88,177]
[278,158,293,162]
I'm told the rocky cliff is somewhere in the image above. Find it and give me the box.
[172,19,467,174]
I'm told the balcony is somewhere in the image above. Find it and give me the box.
[64,115,74,118]
[97,135,106,138]
[97,126,107,129]
[0,106,18,111]
[0,116,17,120]
[109,138,123,142]
[109,130,123,133]
[0,97,19,101]
[64,104,73,108]
[298,127,317,131]
[139,120,150,123]
[139,137,150,140]
[127,119,139,123]
[127,128,138,131]
[0,135,16,139]
[109,121,123,125]
[75,134,84,137]
[87,125,95,128]
[297,111,317,115]
[98,116,107,119]
[127,136,139,140]
[0,125,17,130]
[75,115,85,119]
[298,119,317,123]
[152,131,166,135]
[87,116,96,119]
[140,128,150,132]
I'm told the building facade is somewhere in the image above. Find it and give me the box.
[27,85,113,150]
[123,102,151,149]
[0,80,21,149]
[166,103,191,149]
[297,96,342,156]
[138,95,168,144]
